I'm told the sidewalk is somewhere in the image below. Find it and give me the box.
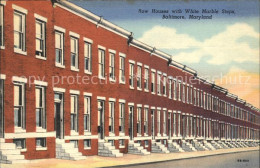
[1,147,259,168]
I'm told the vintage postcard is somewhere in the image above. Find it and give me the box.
[0,0,259,168]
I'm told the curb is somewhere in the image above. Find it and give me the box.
[103,149,259,168]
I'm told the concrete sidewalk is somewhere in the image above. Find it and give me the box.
[1,147,259,168]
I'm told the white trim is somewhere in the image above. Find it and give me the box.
[69,31,80,38]
[12,4,28,14]
[83,37,93,44]
[0,46,5,50]
[137,62,143,66]
[128,102,134,106]
[0,74,6,80]
[134,136,152,140]
[137,104,142,107]
[151,106,156,110]
[34,80,48,86]
[105,136,130,140]
[64,134,98,140]
[70,89,80,95]
[173,110,177,113]
[151,68,156,72]
[144,105,149,108]
[168,76,173,79]
[109,98,116,102]
[53,87,66,93]
[157,71,162,75]
[36,147,48,151]
[34,13,47,22]
[36,55,47,60]
[163,73,167,76]
[14,48,27,56]
[163,108,167,111]
[54,25,66,33]
[177,111,181,114]
[108,49,116,54]
[84,92,92,97]
[0,1,6,5]
[5,132,56,139]
[157,107,161,110]
[12,76,27,83]
[97,96,106,100]
[168,110,172,113]
[119,99,126,103]
[119,52,126,58]
[98,45,106,50]
[129,60,135,64]
[144,65,149,69]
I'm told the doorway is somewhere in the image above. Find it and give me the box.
[151,110,155,140]
[129,106,134,140]
[54,93,64,139]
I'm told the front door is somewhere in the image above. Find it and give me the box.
[0,80,4,138]
[129,106,134,140]
[54,93,63,139]
[98,100,104,139]
[151,110,155,140]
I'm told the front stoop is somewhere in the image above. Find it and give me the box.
[168,141,185,153]
[203,140,216,150]
[151,141,170,153]
[181,140,197,152]
[98,141,123,157]
[0,138,28,164]
[56,139,86,160]
[218,141,229,149]
[192,140,207,151]
[224,141,235,148]
[210,141,222,149]
[128,141,150,155]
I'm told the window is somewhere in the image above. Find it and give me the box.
[119,56,125,83]
[70,95,78,132]
[190,86,193,104]
[144,140,149,147]
[157,110,161,135]
[35,20,46,57]
[55,31,64,66]
[119,139,125,147]
[173,80,177,100]
[163,111,167,135]
[14,139,26,149]
[137,107,142,135]
[151,72,155,93]
[84,42,92,73]
[137,66,142,89]
[197,89,200,106]
[194,88,197,105]
[201,90,203,107]
[109,101,114,133]
[163,76,166,96]
[173,113,176,135]
[182,84,185,103]
[144,108,148,135]
[144,68,149,91]
[157,73,161,95]
[35,86,46,129]
[119,103,125,133]
[169,79,172,98]
[14,84,25,129]
[204,92,206,109]
[108,140,114,146]
[109,53,115,80]
[70,140,78,148]
[14,11,26,52]
[36,138,46,148]
[98,49,105,78]
[0,5,4,47]
[129,63,135,88]
[178,81,181,101]
[84,96,91,132]
[84,139,91,149]
[186,85,189,103]
[70,37,78,69]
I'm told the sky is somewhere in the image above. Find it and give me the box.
[70,0,259,108]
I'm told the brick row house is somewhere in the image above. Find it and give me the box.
[0,0,259,163]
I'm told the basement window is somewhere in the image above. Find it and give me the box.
[119,139,125,148]
[36,138,47,150]
[108,140,114,146]
[84,139,91,149]
[70,140,78,148]
[14,139,26,149]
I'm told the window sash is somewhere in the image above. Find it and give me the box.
[119,103,125,133]
[36,87,45,128]
[120,57,125,82]
[151,72,155,93]
[84,97,91,131]
[137,66,142,88]
[157,74,161,94]
[0,5,3,46]
[99,49,105,77]
[137,108,141,134]
[14,12,25,51]
[129,64,134,87]
[35,20,45,56]
[109,53,115,79]
[70,37,78,68]
[14,84,25,129]
[144,69,148,90]
[55,32,64,64]
[71,95,78,131]
[109,102,114,133]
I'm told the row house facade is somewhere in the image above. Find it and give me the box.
[0,0,259,163]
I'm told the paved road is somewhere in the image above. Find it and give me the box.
[122,151,259,168]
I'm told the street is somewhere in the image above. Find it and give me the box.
[122,151,259,168]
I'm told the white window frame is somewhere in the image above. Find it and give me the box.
[109,101,115,134]
[182,83,185,103]
[84,139,91,149]
[70,95,78,134]
[84,96,91,133]
[157,110,161,135]
[173,79,177,100]
[168,79,172,99]
[137,107,142,135]
[55,31,64,68]
[98,49,105,79]
[178,81,181,101]
[70,36,79,71]
[186,85,189,103]
[84,42,92,74]
[119,103,125,134]
[35,19,46,59]
[35,86,46,131]
[144,108,149,135]
[163,111,167,135]
[109,52,115,81]
[14,83,26,131]
[163,76,167,96]
[0,5,4,48]
[190,86,193,104]
[129,63,134,89]
[137,65,142,90]
[157,73,161,95]
[144,68,149,91]
[151,71,155,94]
[119,56,125,84]
[13,10,26,54]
